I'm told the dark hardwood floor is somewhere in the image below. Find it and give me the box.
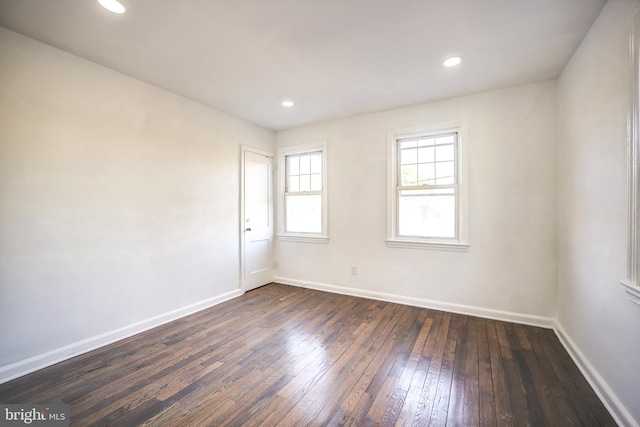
[0,283,615,426]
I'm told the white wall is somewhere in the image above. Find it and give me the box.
[276,80,558,321]
[557,0,640,425]
[4,3,637,422]
[0,27,273,378]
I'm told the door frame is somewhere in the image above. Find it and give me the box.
[239,145,275,292]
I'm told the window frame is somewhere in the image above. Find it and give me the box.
[621,9,640,306]
[277,141,329,244]
[386,121,468,251]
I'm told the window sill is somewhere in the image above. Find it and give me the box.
[278,234,329,244]
[619,280,640,307]
[385,238,469,252]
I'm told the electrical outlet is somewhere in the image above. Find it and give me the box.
[351,265,358,275]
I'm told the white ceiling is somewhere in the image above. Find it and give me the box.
[0,0,606,130]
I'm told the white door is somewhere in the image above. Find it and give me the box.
[242,150,274,291]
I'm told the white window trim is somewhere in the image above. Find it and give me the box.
[386,120,468,251]
[621,9,640,306]
[277,141,329,244]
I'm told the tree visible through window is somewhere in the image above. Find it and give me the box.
[277,141,328,243]
[397,133,458,239]
[285,152,323,233]
[387,122,467,250]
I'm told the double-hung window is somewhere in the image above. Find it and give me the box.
[621,10,640,305]
[277,142,328,243]
[387,122,468,250]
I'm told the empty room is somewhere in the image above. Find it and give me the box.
[1,0,639,425]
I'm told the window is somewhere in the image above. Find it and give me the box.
[621,10,640,306]
[387,122,468,251]
[277,142,328,243]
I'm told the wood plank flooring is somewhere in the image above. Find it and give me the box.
[0,283,615,426]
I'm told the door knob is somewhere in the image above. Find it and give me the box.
[245,228,252,232]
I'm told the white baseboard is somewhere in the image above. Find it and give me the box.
[3,279,635,427]
[554,325,638,427]
[275,277,554,328]
[0,289,243,385]
[276,277,637,427]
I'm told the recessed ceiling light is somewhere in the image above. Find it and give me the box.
[443,56,462,67]
[98,0,126,14]
[281,100,295,107]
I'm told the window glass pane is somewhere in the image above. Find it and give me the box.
[394,130,459,242]
[310,174,322,191]
[418,147,434,163]
[399,139,417,149]
[287,155,299,176]
[286,194,322,233]
[435,161,455,184]
[436,135,455,145]
[288,176,299,192]
[435,144,454,162]
[398,189,456,238]
[299,174,311,192]
[299,155,311,174]
[400,148,417,165]
[310,153,322,174]
[418,138,435,147]
[418,163,434,185]
[401,164,418,186]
